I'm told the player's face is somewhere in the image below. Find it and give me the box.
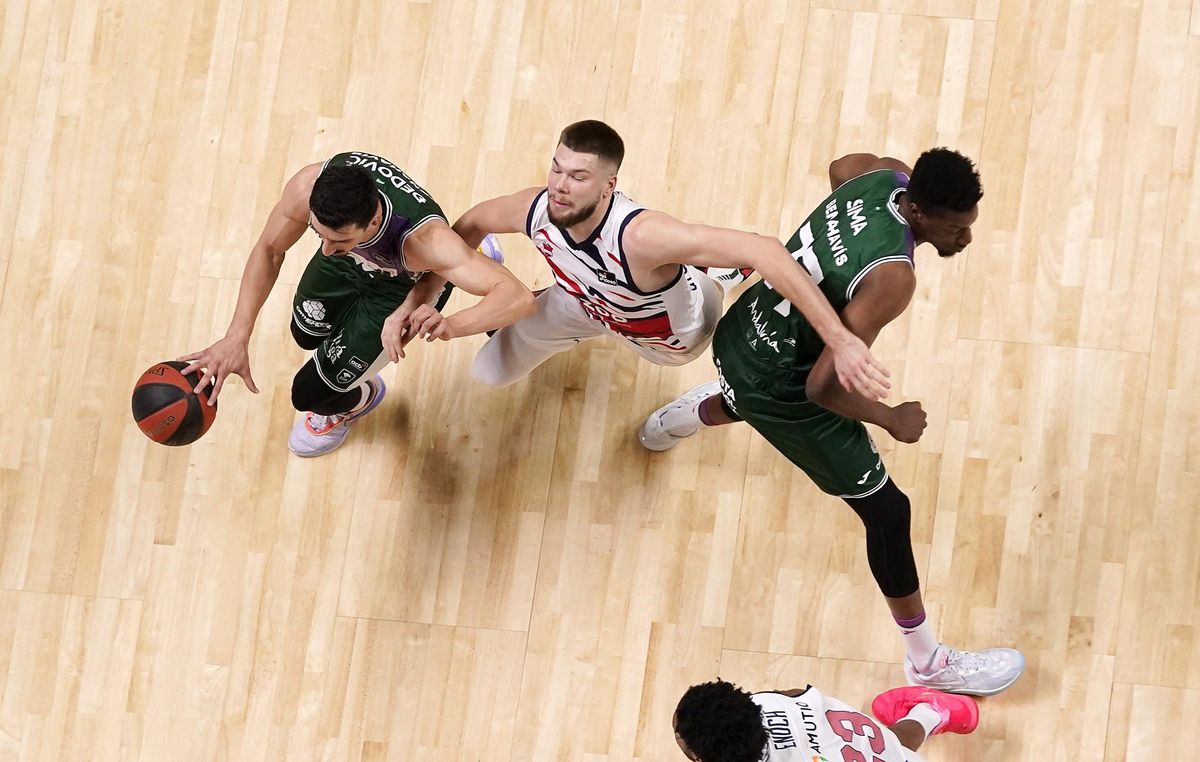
[308,214,373,256]
[919,205,978,257]
[546,144,616,228]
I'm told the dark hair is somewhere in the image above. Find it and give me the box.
[675,680,767,762]
[907,147,983,215]
[310,165,379,229]
[559,120,625,170]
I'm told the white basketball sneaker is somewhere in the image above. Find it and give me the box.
[478,234,504,263]
[638,380,722,451]
[288,376,387,457]
[905,644,1025,697]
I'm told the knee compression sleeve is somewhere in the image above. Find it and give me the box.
[842,479,919,598]
[290,359,364,415]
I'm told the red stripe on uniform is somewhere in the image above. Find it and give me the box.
[544,257,586,297]
[609,312,674,339]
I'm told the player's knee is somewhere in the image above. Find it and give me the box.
[290,320,324,350]
[470,339,522,388]
[471,354,515,388]
[291,362,334,412]
[878,488,912,535]
[847,481,912,538]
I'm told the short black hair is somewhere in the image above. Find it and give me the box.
[310,165,379,229]
[559,120,625,170]
[675,680,767,762]
[907,147,983,215]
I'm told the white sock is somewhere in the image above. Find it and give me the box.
[659,399,704,436]
[901,703,944,737]
[899,619,940,672]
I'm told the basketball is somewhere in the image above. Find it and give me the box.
[131,360,217,445]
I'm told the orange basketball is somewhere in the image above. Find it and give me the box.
[131,361,217,445]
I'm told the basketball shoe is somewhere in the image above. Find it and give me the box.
[905,644,1024,697]
[478,234,504,263]
[703,266,754,295]
[870,687,979,735]
[638,380,722,451]
[288,375,387,457]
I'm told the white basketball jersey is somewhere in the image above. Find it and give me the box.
[752,689,912,762]
[525,189,709,355]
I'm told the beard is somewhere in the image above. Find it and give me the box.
[547,195,601,228]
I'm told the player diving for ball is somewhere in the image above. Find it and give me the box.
[448,120,891,400]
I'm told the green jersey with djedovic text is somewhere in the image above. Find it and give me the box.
[320,151,447,279]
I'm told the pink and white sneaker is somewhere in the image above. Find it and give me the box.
[871,686,979,735]
[288,376,387,457]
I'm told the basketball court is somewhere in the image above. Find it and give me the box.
[1,1,1198,759]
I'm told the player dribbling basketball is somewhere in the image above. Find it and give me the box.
[182,151,534,457]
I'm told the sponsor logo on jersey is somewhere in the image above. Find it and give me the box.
[346,252,401,279]
[715,358,738,412]
[596,269,619,285]
[348,356,366,372]
[302,300,326,321]
[326,333,346,363]
[747,296,794,353]
[797,704,824,754]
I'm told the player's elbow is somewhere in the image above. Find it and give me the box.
[494,276,535,320]
[452,208,486,248]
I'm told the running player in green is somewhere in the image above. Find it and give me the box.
[182,151,534,457]
[639,149,1025,696]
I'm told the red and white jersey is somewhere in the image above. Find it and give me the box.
[752,689,915,762]
[525,189,709,355]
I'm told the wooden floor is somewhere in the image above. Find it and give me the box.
[1,0,1197,759]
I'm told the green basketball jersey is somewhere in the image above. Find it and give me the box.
[719,169,915,370]
[321,151,447,280]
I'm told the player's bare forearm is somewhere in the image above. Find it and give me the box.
[225,246,285,341]
[224,186,310,341]
[405,273,449,308]
[807,372,895,429]
[445,278,534,336]
[452,188,539,250]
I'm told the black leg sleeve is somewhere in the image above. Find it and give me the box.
[842,479,920,598]
[290,359,364,415]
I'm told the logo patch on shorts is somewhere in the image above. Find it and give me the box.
[336,369,355,385]
[326,334,345,363]
[302,300,326,321]
[298,300,331,329]
[348,356,366,371]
